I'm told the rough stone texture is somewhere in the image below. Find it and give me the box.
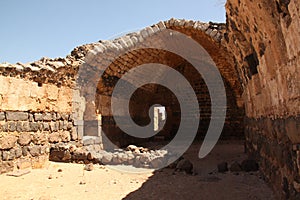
[18,132,32,146]
[6,111,28,121]
[0,76,73,113]
[224,0,300,198]
[0,110,77,174]
[0,161,14,174]
[0,112,5,120]
[0,135,18,150]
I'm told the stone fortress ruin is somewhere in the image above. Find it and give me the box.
[0,0,299,199]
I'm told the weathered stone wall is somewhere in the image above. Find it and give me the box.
[225,0,300,198]
[0,59,83,174]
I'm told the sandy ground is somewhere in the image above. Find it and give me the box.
[0,141,276,200]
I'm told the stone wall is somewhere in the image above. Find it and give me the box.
[0,59,82,174]
[225,0,300,198]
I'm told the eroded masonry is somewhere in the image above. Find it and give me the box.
[0,0,299,199]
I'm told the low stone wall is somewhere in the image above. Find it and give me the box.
[0,111,77,174]
[0,63,80,173]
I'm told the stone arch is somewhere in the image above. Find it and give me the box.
[76,19,244,147]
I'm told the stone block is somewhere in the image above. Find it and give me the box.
[0,161,14,174]
[22,146,28,156]
[48,132,60,143]
[0,135,18,150]
[15,147,22,158]
[22,121,31,132]
[50,121,58,132]
[0,121,8,132]
[29,114,34,122]
[60,131,71,142]
[2,151,10,161]
[6,111,28,121]
[83,137,94,146]
[8,122,16,132]
[34,113,43,121]
[28,145,41,157]
[42,122,50,131]
[29,122,40,132]
[18,132,32,146]
[42,113,52,121]
[0,112,5,120]
[32,132,48,145]
[51,112,56,121]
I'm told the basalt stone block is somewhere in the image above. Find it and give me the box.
[0,112,5,120]
[28,146,41,157]
[56,113,62,120]
[29,114,34,122]
[2,149,15,161]
[15,147,22,158]
[59,121,64,130]
[51,113,57,121]
[8,122,16,132]
[50,122,58,132]
[29,122,39,132]
[0,122,8,132]
[2,151,10,161]
[34,113,43,121]
[43,122,50,131]
[22,146,29,156]
[16,121,23,132]
[22,122,31,132]
[6,111,28,121]
[42,113,52,121]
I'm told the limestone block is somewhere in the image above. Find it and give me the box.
[0,135,18,150]
[32,132,48,145]
[18,132,32,146]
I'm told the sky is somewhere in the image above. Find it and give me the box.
[0,0,226,63]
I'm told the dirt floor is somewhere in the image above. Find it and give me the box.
[0,141,276,200]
